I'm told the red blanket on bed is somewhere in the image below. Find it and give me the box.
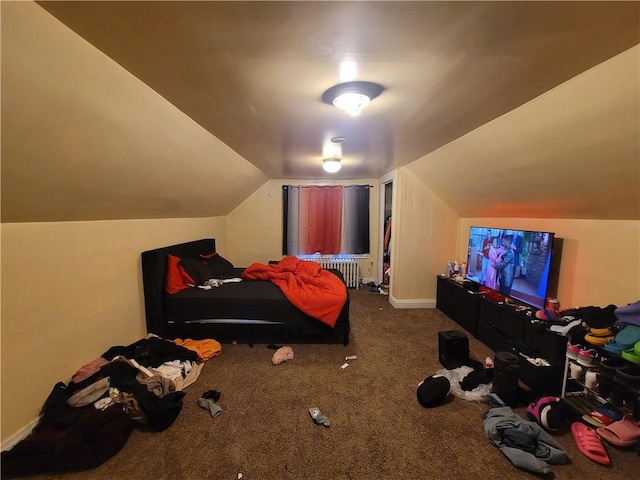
[241,256,347,327]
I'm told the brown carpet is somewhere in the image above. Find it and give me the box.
[27,289,640,479]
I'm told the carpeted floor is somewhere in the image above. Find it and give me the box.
[23,289,640,479]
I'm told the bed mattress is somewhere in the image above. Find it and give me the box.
[163,268,350,336]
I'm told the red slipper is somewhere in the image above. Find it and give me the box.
[597,417,640,447]
[571,422,611,466]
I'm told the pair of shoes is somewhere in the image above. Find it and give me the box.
[582,407,623,429]
[582,414,607,429]
[584,327,615,347]
[604,340,626,354]
[597,416,640,447]
[614,365,640,390]
[309,407,330,427]
[597,357,627,398]
[572,422,611,465]
[583,410,616,428]
[615,325,640,349]
[591,327,613,337]
[585,332,615,346]
[601,326,635,353]
[622,346,640,365]
[567,343,598,366]
[566,343,581,360]
[577,348,599,367]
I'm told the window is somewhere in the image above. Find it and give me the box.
[282,185,370,255]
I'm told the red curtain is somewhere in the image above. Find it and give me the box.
[299,186,343,254]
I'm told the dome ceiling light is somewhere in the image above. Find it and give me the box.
[322,137,346,173]
[322,81,384,117]
[322,158,342,173]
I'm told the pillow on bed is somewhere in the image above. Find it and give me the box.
[199,252,235,277]
[166,254,192,294]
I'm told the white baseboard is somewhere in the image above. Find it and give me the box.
[1,416,39,452]
[389,294,436,309]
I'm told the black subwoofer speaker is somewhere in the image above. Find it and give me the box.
[438,330,469,369]
[492,351,521,406]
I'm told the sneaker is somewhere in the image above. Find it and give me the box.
[566,343,581,360]
[577,348,598,367]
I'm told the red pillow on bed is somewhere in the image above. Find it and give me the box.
[166,254,193,294]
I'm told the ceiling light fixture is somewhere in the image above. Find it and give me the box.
[339,60,358,82]
[322,158,342,173]
[322,81,384,117]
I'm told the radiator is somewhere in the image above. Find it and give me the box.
[300,257,359,289]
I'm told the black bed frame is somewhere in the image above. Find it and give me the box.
[141,239,350,346]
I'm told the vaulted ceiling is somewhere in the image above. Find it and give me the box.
[2,1,639,222]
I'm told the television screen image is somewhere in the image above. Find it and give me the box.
[465,226,555,309]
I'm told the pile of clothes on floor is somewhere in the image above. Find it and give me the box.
[1,335,221,479]
[483,393,569,477]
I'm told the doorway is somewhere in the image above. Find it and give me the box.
[379,174,394,290]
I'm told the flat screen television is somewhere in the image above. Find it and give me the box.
[465,226,556,310]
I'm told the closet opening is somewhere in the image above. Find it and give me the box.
[379,179,393,294]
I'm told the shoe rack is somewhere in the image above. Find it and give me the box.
[561,327,640,426]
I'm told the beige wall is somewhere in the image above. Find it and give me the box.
[389,168,460,304]
[457,218,640,308]
[3,194,637,446]
[0,217,225,444]
[226,178,381,281]
[385,171,640,309]
[2,0,637,452]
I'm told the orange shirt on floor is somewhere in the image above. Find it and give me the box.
[174,338,222,361]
